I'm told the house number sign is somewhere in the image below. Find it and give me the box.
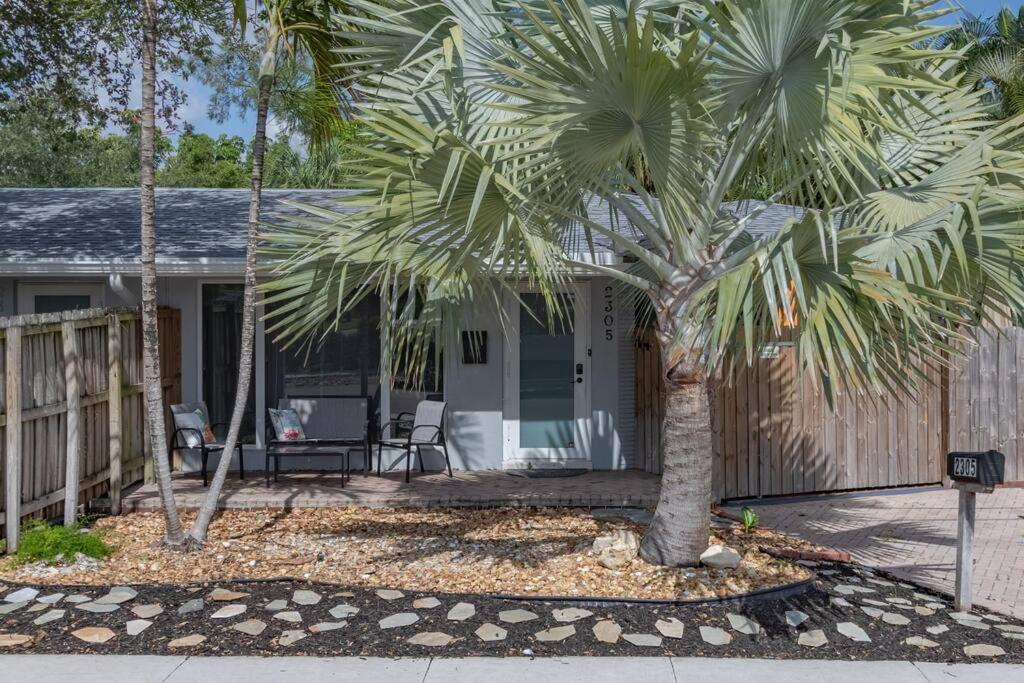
[603,285,614,341]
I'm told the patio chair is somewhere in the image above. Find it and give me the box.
[265,396,370,487]
[169,402,245,487]
[377,399,452,482]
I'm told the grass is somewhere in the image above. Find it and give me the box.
[15,520,112,565]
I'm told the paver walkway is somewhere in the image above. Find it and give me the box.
[741,487,1024,619]
[1,655,1021,682]
[115,470,661,512]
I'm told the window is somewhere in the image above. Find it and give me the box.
[34,295,92,314]
[201,284,255,442]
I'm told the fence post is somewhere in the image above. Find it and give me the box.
[62,321,81,526]
[107,316,123,515]
[4,326,23,551]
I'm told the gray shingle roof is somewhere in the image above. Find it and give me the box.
[0,187,803,269]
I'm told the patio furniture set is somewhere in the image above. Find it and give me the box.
[169,398,452,487]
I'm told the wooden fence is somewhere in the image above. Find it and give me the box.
[635,331,946,500]
[0,307,181,550]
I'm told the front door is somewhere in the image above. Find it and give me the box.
[503,285,590,468]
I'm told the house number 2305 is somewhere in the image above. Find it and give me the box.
[603,286,614,341]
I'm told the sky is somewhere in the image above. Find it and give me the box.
[169,0,1020,143]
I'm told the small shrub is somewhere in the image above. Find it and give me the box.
[740,506,759,532]
[15,520,111,565]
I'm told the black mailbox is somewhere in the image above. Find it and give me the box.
[947,451,1005,488]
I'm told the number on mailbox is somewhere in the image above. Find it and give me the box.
[946,451,1005,488]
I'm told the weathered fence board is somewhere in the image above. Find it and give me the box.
[0,307,180,550]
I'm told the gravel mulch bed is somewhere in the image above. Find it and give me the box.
[0,508,814,599]
[0,563,1020,661]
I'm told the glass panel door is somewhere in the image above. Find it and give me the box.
[519,293,575,448]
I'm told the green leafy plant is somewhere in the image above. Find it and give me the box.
[740,507,759,533]
[15,520,111,565]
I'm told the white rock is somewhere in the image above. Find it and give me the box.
[700,626,732,645]
[785,610,809,627]
[655,618,685,639]
[798,629,827,647]
[33,609,65,626]
[535,625,576,642]
[265,599,288,611]
[905,636,938,648]
[593,620,622,644]
[447,602,475,621]
[699,545,742,570]
[278,630,307,647]
[95,586,138,605]
[592,530,640,569]
[126,619,152,636]
[412,597,441,609]
[552,607,592,623]
[964,643,1005,657]
[292,590,321,606]
[727,613,762,636]
[376,589,404,601]
[882,612,910,626]
[233,619,267,636]
[408,631,454,647]
[37,593,65,604]
[211,604,247,619]
[329,604,360,619]
[926,624,949,635]
[0,601,28,615]
[861,606,883,619]
[623,632,662,647]
[273,611,303,623]
[5,588,39,603]
[499,609,538,624]
[475,623,507,642]
[837,622,871,642]
[379,612,419,629]
[309,622,347,633]
[131,604,163,619]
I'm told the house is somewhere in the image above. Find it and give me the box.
[1,186,825,484]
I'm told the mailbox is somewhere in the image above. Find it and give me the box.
[946,450,1005,488]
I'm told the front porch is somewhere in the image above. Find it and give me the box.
[115,469,661,513]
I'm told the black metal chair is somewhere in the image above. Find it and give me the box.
[377,399,452,482]
[169,402,245,487]
[265,396,370,487]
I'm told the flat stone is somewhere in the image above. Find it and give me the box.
[622,632,662,647]
[209,588,249,602]
[126,619,152,636]
[95,587,137,605]
[292,590,321,606]
[232,619,267,636]
[867,578,895,587]
[412,597,441,609]
[0,634,33,648]
[168,634,206,648]
[905,636,939,648]
[949,611,983,621]
[499,609,538,624]
[37,592,65,604]
[379,612,419,629]
[5,587,39,602]
[65,594,92,604]
[376,589,404,601]
[699,626,732,646]
[926,602,945,610]
[655,618,684,639]
[882,612,911,626]
[264,599,288,611]
[333,591,355,598]
[727,613,762,635]
[593,620,622,644]
[72,626,116,644]
[475,623,507,642]
[914,606,935,616]
[131,604,163,619]
[27,603,48,612]
[983,613,1007,623]
[177,599,204,615]
[964,643,1006,657]
[699,544,742,570]
[408,631,455,647]
[861,606,883,619]
[329,604,360,619]
[0,601,28,614]
[273,611,302,623]
[785,610,809,627]
[955,618,991,630]
[1002,633,1024,641]
[837,622,871,642]
[830,597,852,608]
[33,609,66,625]
[552,607,592,623]
[211,604,247,619]
[535,625,576,642]
[833,585,857,595]
[277,629,307,647]
[77,602,120,614]
[309,621,347,633]
[926,624,950,635]
[996,624,1024,634]
[885,597,910,605]
[861,598,887,607]
[798,629,828,648]
[447,602,475,621]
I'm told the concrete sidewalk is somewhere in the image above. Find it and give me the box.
[1,656,1021,682]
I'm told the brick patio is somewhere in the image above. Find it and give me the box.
[738,486,1024,619]
[117,469,661,512]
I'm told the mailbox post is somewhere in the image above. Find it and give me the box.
[946,451,1005,611]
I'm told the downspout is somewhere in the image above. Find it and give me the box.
[108,273,138,306]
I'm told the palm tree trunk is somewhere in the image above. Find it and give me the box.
[186,70,274,544]
[140,0,184,545]
[639,324,712,566]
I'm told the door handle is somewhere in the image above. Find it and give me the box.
[575,377,583,383]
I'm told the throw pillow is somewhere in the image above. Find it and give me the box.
[269,408,306,441]
[173,409,216,447]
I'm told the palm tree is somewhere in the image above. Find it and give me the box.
[938,6,1024,118]
[185,0,351,544]
[260,0,1024,566]
[140,0,186,546]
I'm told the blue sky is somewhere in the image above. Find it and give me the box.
[174,1,1021,142]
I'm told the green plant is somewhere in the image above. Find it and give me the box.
[15,520,112,565]
[740,507,759,533]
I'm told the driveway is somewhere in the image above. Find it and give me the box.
[739,487,1024,619]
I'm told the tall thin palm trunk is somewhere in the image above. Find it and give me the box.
[638,320,713,566]
[187,52,275,543]
[140,0,184,545]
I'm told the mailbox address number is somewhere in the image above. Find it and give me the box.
[951,456,978,479]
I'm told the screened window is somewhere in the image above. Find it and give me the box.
[201,283,255,442]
